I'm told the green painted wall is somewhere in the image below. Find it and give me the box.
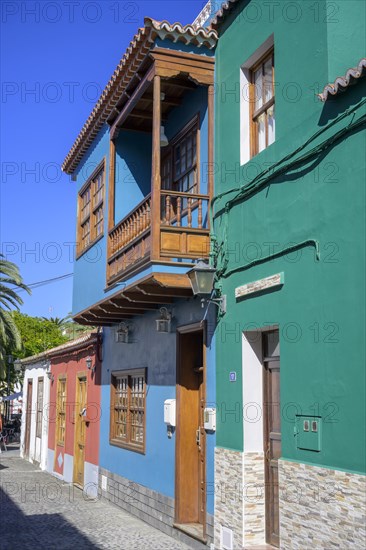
[214,0,366,474]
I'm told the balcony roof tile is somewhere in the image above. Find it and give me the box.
[62,18,217,175]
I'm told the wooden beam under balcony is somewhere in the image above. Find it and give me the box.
[107,299,160,311]
[94,307,144,317]
[120,292,174,304]
[134,284,191,298]
[73,272,191,325]
[128,110,167,122]
[141,94,182,107]
[110,65,155,139]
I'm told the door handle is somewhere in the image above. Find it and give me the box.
[196,428,201,447]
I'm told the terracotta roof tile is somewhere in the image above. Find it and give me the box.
[318,58,366,101]
[210,0,240,30]
[62,18,217,174]
[19,332,99,365]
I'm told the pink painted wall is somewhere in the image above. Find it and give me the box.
[47,337,101,476]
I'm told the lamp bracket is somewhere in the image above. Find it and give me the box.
[200,294,227,315]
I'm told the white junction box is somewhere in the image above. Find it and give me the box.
[164,399,176,427]
[204,407,216,431]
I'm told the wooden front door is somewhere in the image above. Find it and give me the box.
[263,329,281,547]
[73,375,87,487]
[175,324,206,538]
[24,380,33,458]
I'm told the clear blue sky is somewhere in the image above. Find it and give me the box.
[1,0,205,319]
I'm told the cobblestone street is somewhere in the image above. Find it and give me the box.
[0,450,192,550]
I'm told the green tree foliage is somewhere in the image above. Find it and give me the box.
[0,313,69,396]
[12,312,68,359]
[42,314,94,341]
[0,255,31,378]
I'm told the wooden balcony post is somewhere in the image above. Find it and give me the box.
[107,138,116,279]
[151,75,161,260]
[208,84,214,203]
[108,139,116,232]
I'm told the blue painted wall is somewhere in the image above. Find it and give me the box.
[72,124,110,315]
[115,130,152,223]
[100,299,216,514]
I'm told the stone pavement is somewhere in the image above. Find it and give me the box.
[0,451,192,550]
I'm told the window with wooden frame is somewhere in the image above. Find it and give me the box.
[56,377,66,446]
[36,378,44,438]
[110,370,146,452]
[250,49,275,156]
[161,118,198,194]
[77,160,105,256]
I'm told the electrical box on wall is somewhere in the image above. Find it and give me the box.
[295,416,322,452]
[204,407,216,431]
[164,399,176,427]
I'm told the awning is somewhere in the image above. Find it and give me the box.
[0,392,23,402]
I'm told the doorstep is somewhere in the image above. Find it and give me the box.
[173,523,207,544]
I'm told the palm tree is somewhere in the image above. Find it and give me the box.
[42,316,67,326]
[0,255,31,377]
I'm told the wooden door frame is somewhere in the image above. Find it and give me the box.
[53,374,67,471]
[73,371,88,486]
[24,379,33,458]
[175,321,207,538]
[262,328,280,547]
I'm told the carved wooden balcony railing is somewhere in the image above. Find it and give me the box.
[159,189,210,259]
[107,190,210,285]
[107,194,152,283]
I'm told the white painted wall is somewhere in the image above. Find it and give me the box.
[84,461,99,498]
[20,361,51,470]
[63,453,74,482]
[242,331,264,452]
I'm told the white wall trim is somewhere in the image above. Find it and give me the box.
[242,331,264,452]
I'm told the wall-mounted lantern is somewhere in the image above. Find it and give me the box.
[86,356,96,374]
[156,307,172,333]
[46,371,54,383]
[115,322,132,344]
[187,260,226,315]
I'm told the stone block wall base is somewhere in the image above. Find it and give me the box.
[214,448,266,549]
[279,459,366,550]
[99,467,214,548]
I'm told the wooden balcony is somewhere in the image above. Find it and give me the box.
[107,189,210,285]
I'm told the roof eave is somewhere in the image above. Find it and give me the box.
[62,18,217,175]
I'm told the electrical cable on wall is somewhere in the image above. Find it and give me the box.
[210,98,366,279]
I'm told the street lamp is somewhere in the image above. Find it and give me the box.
[187,260,216,295]
[187,260,226,315]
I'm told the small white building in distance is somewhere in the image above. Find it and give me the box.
[19,352,51,470]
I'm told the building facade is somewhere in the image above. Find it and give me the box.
[46,333,101,498]
[62,16,218,547]
[211,1,365,549]
[20,355,51,470]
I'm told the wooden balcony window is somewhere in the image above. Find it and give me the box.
[77,159,105,257]
[162,118,198,195]
[110,370,146,453]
